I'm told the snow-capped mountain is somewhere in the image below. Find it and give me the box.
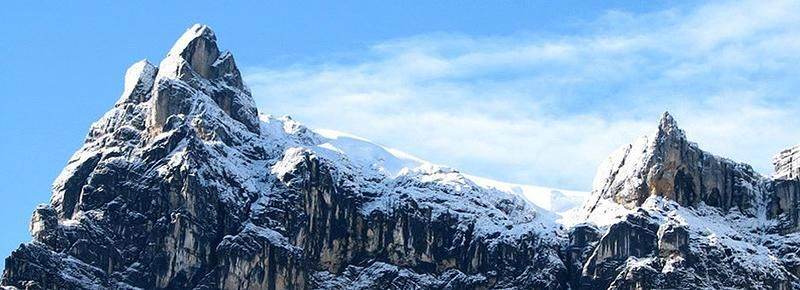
[3,24,800,290]
[569,112,800,289]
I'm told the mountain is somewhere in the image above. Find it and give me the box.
[2,24,800,290]
[572,112,800,289]
[1,24,576,289]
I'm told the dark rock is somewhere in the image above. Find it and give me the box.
[581,214,659,289]
[769,179,800,233]
[563,223,599,288]
[656,223,689,257]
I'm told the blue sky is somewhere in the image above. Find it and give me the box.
[3,0,800,270]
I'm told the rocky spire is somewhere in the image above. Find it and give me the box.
[657,111,676,129]
[166,24,219,79]
[654,111,686,143]
[587,112,762,212]
[150,24,260,134]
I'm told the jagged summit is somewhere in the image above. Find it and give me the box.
[588,112,761,211]
[655,111,684,139]
[570,113,800,289]
[150,24,260,134]
[164,24,219,79]
[167,24,216,55]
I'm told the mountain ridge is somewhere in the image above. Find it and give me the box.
[4,24,800,290]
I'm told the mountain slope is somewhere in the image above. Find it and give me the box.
[307,127,587,215]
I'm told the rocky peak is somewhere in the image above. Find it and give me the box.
[655,111,684,140]
[166,24,219,79]
[588,112,762,213]
[150,24,260,134]
[573,113,800,288]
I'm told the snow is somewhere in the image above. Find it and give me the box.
[579,194,789,279]
[591,134,653,199]
[355,164,562,243]
[312,128,427,177]
[306,128,589,215]
[117,60,155,104]
[270,147,308,178]
[289,124,582,239]
[241,223,297,249]
[166,24,214,59]
[250,120,568,246]
[564,197,631,228]
[212,51,232,67]
[465,174,587,215]
[643,198,785,275]
[661,255,684,273]
[155,55,186,81]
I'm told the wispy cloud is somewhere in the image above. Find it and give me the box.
[244,0,800,190]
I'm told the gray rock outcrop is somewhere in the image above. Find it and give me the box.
[578,113,800,289]
[587,112,764,213]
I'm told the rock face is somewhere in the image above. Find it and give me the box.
[5,24,800,290]
[774,145,800,180]
[587,112,763,212]
[1,25,567,290]
[771,146,800,233]
[151,24,260,135]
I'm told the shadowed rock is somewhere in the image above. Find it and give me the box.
[151,24,260,134]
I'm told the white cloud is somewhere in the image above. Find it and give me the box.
[244,0,800,190]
